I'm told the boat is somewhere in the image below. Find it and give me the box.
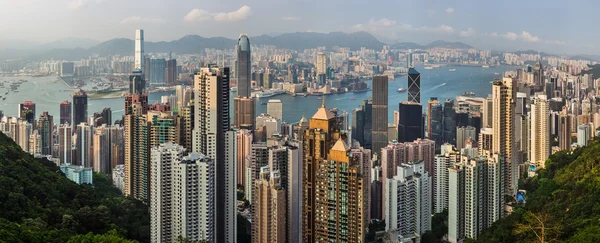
[449,69,456,72]
[317,97,322,100]
[254,91,276,98]
[482,65,490,68]
[494,72,499,75]
[397,88,407,92]
[462,91,475,96]
[350,97,356,100]
[424,66,434,70]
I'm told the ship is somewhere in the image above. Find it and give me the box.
[254,91,276,98]
[397,88,407,92]
[482,65,490,68]
[449,69,456,72]
[424,66,434,70]
[350,97,356,100]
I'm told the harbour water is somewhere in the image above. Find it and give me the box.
[0,65,514,124]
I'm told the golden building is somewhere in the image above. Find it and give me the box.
[255,167,287,243]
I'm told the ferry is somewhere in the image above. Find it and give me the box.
[424,66,434,70]
[350,97,356,100]
[449,69,456,72]
[397,88,407,92]
[254,91,276,98]
[482,65,490,68]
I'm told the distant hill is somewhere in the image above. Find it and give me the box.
[569,54,600,61]
[390,40,473,50]
[30,31,385,60]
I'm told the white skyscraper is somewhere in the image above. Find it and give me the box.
[150,143,215,243]
[448,155,503,243]
[529,95,550,168]
[135,29,144,71]
[267,99,283,120]
[384,161,431,239]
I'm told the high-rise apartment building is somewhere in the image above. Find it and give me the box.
[384,161,431,239]
[73,89,88,126]
[150,143,215,242]
[93,125,111,174]
[135,29,144,71]
[124,101,149,202]
[316,52,327,75]
[456,126,476,150]
[37,111,53,155]
[558,108,572,151]
[372,75,389,156]
[237,129,253,187]
[492,77,516,197]
[109,125,124,169]
[165,56,177,86]
[530,95,550,168]
[255,167,287,243]
[408,68,421,103]
[76,123,93,167]
[192,66,235,242]
[58,124,72,165]
[434,147,459,213]
[60,100,72,125]
[17,121,32,152]
[577,124,591,147]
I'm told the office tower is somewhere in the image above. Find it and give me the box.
[124,100,149,202]
[533,59,544,87]
[236,34,251,98]
[302,103,343,241]
[60,100,72,125]
[233,35,255,130]
[530,95,550,168]
[18,101,36,125]
[267,99,283,120]
[17,121,32,152]
[428,98,443,144]
[456,126,476,150]
[448,155,503,243]
[93,107,112,126]
[384,161,431,239]
[577,124,591,147]
[148,58,167,84]
[434,149,459,213]
[165,55,177,86]
[407,49,414,68]
[109,125,124,169]
[398,101,423,142]
[93,125,111,174]
[76,123,93,167]
[443,99,456,144]
[135,29,144,71]
[150,143,215,242]
[492,77,516,197]
[351,99,372,149]
[234,97,256,129]
[192,66,234,243]
[58,124,72,165]
[129,71,146,94]
[37,111,53,155]
[316,52,327,75]
[408,68,421,103]
[237,129,253,187]
[371,167,383,220]
[255,167,287,243]
[72,89,88,126]
[372,75,389,156]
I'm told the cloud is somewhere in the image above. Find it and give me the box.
[459,28,476,37]
[184,5,251,23]
[282,16,302,21]
[351,18,456,38]
[490,32,498,37]
[120,16,167,24]
[501,32,518,40]
[373,18,396,27]
[545,40,566,45]
[67,0,104,10]
[520,31,539,42]
[422,25,455,34]
[445,8,455,14]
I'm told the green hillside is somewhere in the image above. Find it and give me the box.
[472,138,600,242]
[0,133,149,242]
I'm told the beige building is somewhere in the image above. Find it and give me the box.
[255,167,287,243]
[316,52,327,75]
[492,77,516,197]
[529,95,550,168]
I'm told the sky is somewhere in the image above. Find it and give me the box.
[0,0,598,54]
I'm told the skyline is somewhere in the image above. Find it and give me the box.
[0,0,598,54]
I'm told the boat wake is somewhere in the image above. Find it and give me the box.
[424,82,446,92]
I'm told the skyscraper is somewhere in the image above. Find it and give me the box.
[234,34,256,130]
[443,99,456,144]
[492,77,516,197]
[165,54,177,86]
[408,68,421,103]
[372,75,389,156]
[192,66,235,242]
[124,101,149,202]
[316,52,327,75]
[58,124,72,165]
[129,71,146,94]
[267,99,283,120]
[558,108,572,151]
[18,101,36,125]
[93,125,111,174]
[351,99,372,149]
[72,89,88,126]
[427,98,443,145]
[456,126,476,150]
[398,101,423,142]
[76,123,93,167]
[60,100,72,125]
[135,29,144,71]
[37,111,53,155]
[530,95,550,168]
[255,167,287,243]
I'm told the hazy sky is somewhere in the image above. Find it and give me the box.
[0,0,597,54]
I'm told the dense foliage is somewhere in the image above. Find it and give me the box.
[0,133,149,242]
[473,138,600,242]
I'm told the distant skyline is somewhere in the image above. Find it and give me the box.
[0,0,597,54]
